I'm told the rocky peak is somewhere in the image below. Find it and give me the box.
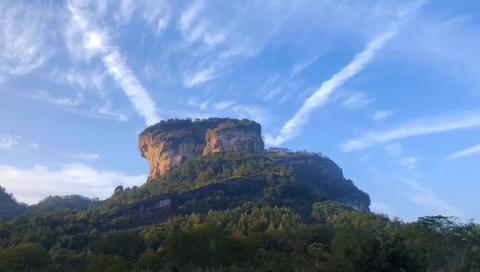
[139,118,264,179]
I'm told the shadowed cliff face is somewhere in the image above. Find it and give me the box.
[139,118,264,179]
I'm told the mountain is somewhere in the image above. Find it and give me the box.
[0,118,478,271]
[28,195,99,214]
[0,189,98,221]
[139,118,264,179]
[0,187,26,221]
[96,118,369,228]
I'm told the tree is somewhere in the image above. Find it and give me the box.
[0,243,51,271]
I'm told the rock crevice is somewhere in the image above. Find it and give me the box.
[139,118,264,179]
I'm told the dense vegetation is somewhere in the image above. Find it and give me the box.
[0,187,26,221]
[0,153,478,271]
[103,152,368,212]
[0,203,479,271]
[142,118,261,135]
[0,188,98,221]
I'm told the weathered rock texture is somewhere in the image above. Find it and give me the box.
[139,118,264,179]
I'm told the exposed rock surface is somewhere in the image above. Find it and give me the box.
[139,118,264,179]
[137,117,370,213]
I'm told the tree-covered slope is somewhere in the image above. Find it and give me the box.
[0,148,478,271]
[0,187,26,221]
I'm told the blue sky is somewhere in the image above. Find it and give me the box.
[1,0,480,221]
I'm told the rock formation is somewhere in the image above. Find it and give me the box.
[139,118,264,179]
[138,117,370,212]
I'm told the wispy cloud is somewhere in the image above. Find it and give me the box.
[23,89,128,122]
[401,176,463,217]
[343,111,480,151]
[213,101,234,110]
[0,1,53,77]
[342,92,375,110]
[26,90,84,107]
[91,102,128,122]
[384,143,403,157]
[50,68,106,91]
[400,157,418,170]
[0,134,19,150]
[447,144,480,160]
[266,30,396,146]
[116,0,170,35]
[0,164,145,204]
[67,0,160,126]
[183,67,218,88]
[371,202,397,217]
[102,50,159,125]
[67,153,100,160]
[373,110,395,121]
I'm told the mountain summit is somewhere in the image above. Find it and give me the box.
[139,118,264,179]
[136,118,370,213]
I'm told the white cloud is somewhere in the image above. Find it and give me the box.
[179,0,204,33]
[0,134,19,150]
[266,30,396,146]
[290,56,319,78]
[447,144,480,160]
[213,101,234,110]
[371,202,397,217]
[102,50,159,125]
[0,164,145,205]
[400,156,418,170]
[342,92,375,110]
[67,0,160,126]
[26,90,84,107]
[384,143,403,157]
[401,177,463,217]
[186,97,211,111]
[24,89,128,122]
[342,111,480,151]
[92,101,128,122]
[67,153,100,160]
[51,68,106,90]
[28,143,40,149]
[184,67,218,88]
[373,110,394,121]
[394,13,480,89]
[0,1,53,77]
[116,0,171,35]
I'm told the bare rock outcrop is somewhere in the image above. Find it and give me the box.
[139,118,264,179]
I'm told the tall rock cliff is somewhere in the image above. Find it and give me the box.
[139,118,264,179]
[138,117,370,212]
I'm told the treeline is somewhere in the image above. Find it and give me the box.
[0,204,479,271]
[0,187,97,221]
[103,152,366,212]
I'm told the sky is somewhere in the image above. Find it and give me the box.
[1,0,480,222]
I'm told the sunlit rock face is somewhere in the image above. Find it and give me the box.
[139,118,264,179]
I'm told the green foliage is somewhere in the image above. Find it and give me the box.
[0,204,479,271]
[0,186,27,221]
[31,195,98,213]
[311,201,353,221]
[0,152,478,271]
[99,231,146,261]
[0,242,51,271]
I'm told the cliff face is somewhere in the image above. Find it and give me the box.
[139,118,264,179]
[138,117,370,212]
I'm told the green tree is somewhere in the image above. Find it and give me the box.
[0,243,51,271]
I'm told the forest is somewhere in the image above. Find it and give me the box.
[0,153,479,271]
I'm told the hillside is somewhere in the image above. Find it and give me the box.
[0,118,478,271]
[0,187,26,221]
